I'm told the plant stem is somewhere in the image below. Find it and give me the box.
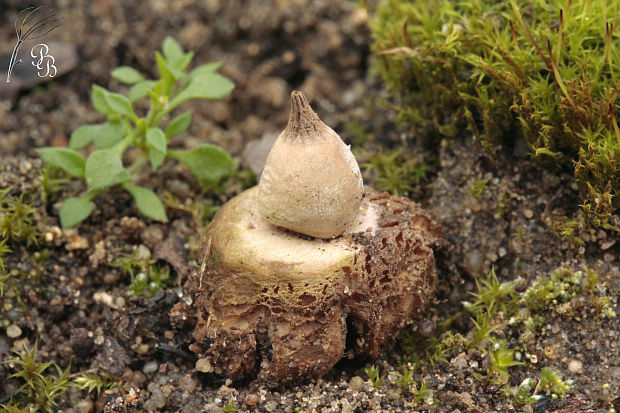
[127,152,148,175]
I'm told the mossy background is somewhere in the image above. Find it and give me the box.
[371,0,620,230]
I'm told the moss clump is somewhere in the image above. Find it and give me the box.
[371,0,620,228]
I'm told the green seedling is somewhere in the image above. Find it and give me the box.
[467,177,490,199]
[38,36,235,228]
[127,264,171,297]
[73,373,121,396]
[2,341,122,412]
[514,367,572,405]
[111,250,170,297]
[0,188,39,247]
[463,266,518,317]
[364,364,384,388]
[412,380,434,406]
[3,341,72,413]
[486,340,523,384]
[222,399,238,413]
[394,364,416,391]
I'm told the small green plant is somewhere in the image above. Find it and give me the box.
[127,264,171,297]
[222,399,238,413]
[463,267,518,317]
[519,267,616,318]
[36,167,67,207]
[3,341,72,412]
[394,364,415,391]
[73,373,121,396]
[0,238,10,272]
[38,36,235,228]
[1,342,123,412]
[111,248,151,278]
[364,364,384,388]
[514,367,572,405]
[467,177,490,199]
[538,367,573,394]
[412,380,434,406]
[111,250,171,297]
[486,340,523,384]
[0,188,39,247]
[468,311,500,350]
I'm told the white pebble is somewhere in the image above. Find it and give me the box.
[568,359,583,373]
[6,324,22,338]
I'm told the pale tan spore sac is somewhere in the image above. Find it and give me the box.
[257,91,364,239]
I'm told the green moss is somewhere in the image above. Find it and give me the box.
[399,264,614,402]
[467,177,490,199]
[519,267,616,318]
[360,146,429,196]
[371,0,620,228]
[111,249,172,297]
[0,188,39,247]
[3,341,72,412]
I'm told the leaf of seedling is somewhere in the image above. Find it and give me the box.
[60,196,94,228]
[165,110,192,137]
[168,144,235,181]
[91,85,115,116]
[188,62,222,80]
[171,52,194,72]
[162,36,184,64]
[111,66,145,85]
[167,72,234,112]
[122,183,168,222]
[104,92,137,121]
[36,147,86,178]
[129,80,158,103]
[146,128,167,169]
[85,149,131,189]
[92,120,125,149]
[69,120,124,150]
[156,52,182,94]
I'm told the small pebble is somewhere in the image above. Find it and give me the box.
[245,394,260,406]
[178,374,197,392]
[67,236,89,250]
[568,359,583,374]
[103,272,120,285]
[349,376,364,392]
[196,357,213,373]
[75,399,94,413]
[136,244,151,261]
[135,344,150,355]
[523,209,534,219]
[131,371,147,387]
[93,291,115,308]
[149,388,166,408]
[6,324,22,338]
[141,225,165,248]
[6,310,20,322]
[143,360,159,374]
[386,388,401,401]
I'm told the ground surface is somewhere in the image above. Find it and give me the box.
[0,1,618,412]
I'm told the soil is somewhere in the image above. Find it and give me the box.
[0,1,618,413]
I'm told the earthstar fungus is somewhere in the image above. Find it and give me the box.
[257,91,364,239]
[171,92,442,385]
